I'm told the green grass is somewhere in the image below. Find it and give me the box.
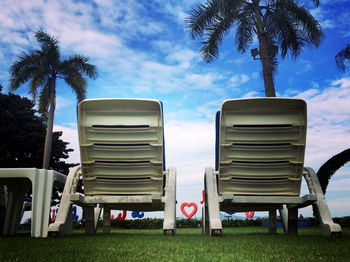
[1,227,350,262]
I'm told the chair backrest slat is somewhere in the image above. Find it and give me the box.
[78,99,164,195]
[217,98,307,196]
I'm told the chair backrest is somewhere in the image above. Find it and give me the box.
[216,98,307,196]
[78,99,165,195]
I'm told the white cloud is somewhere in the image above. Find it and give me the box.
[251,72,259,79]
[166,49,197,67]
[294,77,350,169]
[160,0,197,25]
[193,100,221,119]
[184,73,218,88]
[92,0,165,38]
[226,58,244,65]
[53,124,80,163]
[327,177,350,193]
[296,60,313,75]
[230,74,250,87]
[56,96,73,110]
[310,7,336,29]
[0,0,231,98]
[323,197,350,217]
[152,40,173,53]
[296,88,320,100]
[242,90,259,98]
[164,119,215,210]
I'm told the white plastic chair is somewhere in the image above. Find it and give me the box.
[203,98,341,236]
[48,99,176,236]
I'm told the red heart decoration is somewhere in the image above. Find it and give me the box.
[181,202,198,219]
[245,211,254,218]
[200,190,205,204]
[117,210,127,221]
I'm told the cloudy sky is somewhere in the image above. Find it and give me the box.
[1,0,350,219]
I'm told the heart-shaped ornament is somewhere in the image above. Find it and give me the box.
[117,210,127,221]
[245,211,254,218]
[180,202,198,219]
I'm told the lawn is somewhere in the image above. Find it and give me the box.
[1,227,349,262]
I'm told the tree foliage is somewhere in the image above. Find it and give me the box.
[186,0,324,97]
[0,88,77,174]
[335,44,350,71]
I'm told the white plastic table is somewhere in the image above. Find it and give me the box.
[0,168,66,237]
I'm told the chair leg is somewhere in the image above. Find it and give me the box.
[103,206,111,234]
[48,166,80,237]
[3,185,25,235]
[268,209,277,234]
[288,207,298,236]
[202,205,209,235]
[85,205,96,234]
[163,167,176,236]
[279,205,288,234]
[303,167,342,236]
[205,167,222,237]
[31,169,55,238]
[94,205,102,231]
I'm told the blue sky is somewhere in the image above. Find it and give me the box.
[1,0,350,219]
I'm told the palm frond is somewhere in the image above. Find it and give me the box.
[35,30,60,70]
[64,73,87,102]
[200,15,236,63]
[186,0,219,38]
[267,2,304,59]
[186,0,242,38]
[267,0,324,59]
[235,2,256,53]
[35,30,59,54]
[61,55,98,79]
[335,44,350,71]
[280,0,324,47]
[29,68,49,101]
[9,51,41,91]
[186,0,244,63]
[38,84,51,119]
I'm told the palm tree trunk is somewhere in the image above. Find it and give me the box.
[258,32,276,97]
[42,80,56,169]
[316,148,350,194]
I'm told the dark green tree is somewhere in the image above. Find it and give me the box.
[9,30,97,169]
[186,0,324,97]
[0,89,76,174]
[335,44,350,71]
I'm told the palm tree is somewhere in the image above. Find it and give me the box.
[335,44,350,71]
[317,149,350,194]
[9,30,98,169]
[186,0,324,97]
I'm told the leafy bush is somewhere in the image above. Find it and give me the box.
[222,218,262,227]
[333,217,350,227]
[177,219,201,228]
[68,216,350,230]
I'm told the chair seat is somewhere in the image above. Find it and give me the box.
[218,194,316,212]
